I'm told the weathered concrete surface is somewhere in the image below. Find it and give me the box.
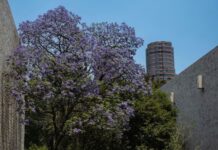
[161,46,218,150]
[0,0,23,150]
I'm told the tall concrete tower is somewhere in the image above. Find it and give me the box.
[0,0,24,149]
[146,41,175,80]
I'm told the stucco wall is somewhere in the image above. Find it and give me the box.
[161,46,218,150]
[0,0,24,150]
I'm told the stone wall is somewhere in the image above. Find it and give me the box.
[0,0,24,150]
[161,46,218,150]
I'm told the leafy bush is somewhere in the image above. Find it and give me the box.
[123,90,179,150]
[28,145,48,150]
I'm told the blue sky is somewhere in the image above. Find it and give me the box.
[8,0,218,73]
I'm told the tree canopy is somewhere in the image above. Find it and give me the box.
[10,6,151,150]
[9,6,181,150]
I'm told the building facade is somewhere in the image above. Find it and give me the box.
[0,0,24,150]
[161,46,218,150]
[146,41,175,80]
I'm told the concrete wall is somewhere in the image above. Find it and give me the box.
[0,0,24,150]
[161,46,218,150]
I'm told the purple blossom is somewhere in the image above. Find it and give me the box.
[73,128,82,134]
[119,101,134,117]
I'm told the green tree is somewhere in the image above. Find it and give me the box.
[123,90,178,150]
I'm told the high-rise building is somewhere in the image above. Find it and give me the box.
[146,41,175,80]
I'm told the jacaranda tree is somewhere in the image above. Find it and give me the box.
[10,6,151,150]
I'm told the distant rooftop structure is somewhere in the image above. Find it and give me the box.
[146,41,175,80]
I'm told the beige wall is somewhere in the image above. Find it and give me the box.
[0,0,24,150]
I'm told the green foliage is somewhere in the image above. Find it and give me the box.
[152,79,166,90]
[25,82,183,150]
[28,145,48,150]
[167,126,186,150]
[123,90,179,150]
